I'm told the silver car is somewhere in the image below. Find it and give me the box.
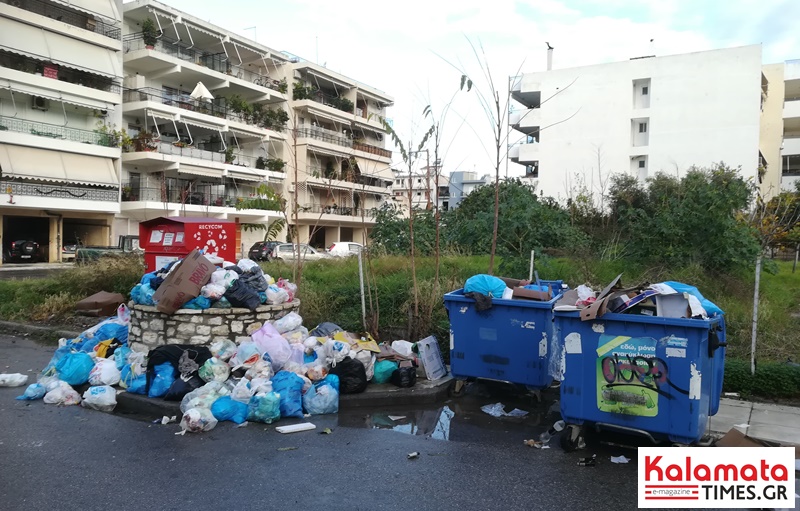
[271,243,332,261]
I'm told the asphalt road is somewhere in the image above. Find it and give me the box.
[0,334,717,511]
[0,263,72,280]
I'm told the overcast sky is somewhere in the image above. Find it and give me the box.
[146,0,800,178]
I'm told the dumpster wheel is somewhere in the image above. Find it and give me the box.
[560,424,583,452]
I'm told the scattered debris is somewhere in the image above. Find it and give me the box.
[610,455,630,464]
[320,428,332,435]
[153,415,177,425]
[388,415,407,421]
[481,402,529,418]
[523,439,551,449]
[407,452,420,459]
[578,454,597,467]
[723,392,740,399]
[235,421,249,428]
[277,447,298,451]
[275,423,316,434]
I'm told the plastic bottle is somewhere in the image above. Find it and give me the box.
[538,420,566,443]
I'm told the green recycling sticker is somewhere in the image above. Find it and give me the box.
[595,334,661,417]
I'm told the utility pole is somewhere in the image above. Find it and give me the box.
[425,150,431,210]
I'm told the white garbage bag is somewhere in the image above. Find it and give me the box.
[81,385,117,412]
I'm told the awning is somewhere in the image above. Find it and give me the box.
[226,167,264,182]
[307,68,352,91]
[51,0,119,22]
[0,22,121,77]
[3,80,115,111]
[179,116,224,131]
[0,145,118,187]
[229,128,265,140]
[308,145,349,159]
[178,164,222,178]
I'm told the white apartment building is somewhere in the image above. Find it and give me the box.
[510,45,794,200]
[0,0,125,262]
[391,165,448,211]
[777,59,800,191]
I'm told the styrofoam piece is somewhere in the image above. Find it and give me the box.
[275,423,316,434]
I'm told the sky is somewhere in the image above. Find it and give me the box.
[143,0,800,178]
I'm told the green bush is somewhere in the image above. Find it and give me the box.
[723,359,800,398]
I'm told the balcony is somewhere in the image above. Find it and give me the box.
[509,109,541,135]
[508,141,539,164]
[299,203,378,219]
[0,114,117,147]
[784,98,800,122]
[1,0,121,39]
[511,76,541,109]
[122,34,286,96]
[296,126,351,148]
[1,179,117,201]
[353,141,392,159]
[0,51,121,94]
[124,140,259,167]
[305,174,390,195]
[121,185,259,205]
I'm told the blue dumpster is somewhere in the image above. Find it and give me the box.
[554,311,726,448]
[444,288,562,390]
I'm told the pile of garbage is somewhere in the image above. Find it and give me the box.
[131,255,297,312]
[6,302,444,434]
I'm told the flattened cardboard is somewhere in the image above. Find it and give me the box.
[512,287,553,301]
[715,427,779,448]
[580,273,623,321]
[75,291,125,317]
[152,249,214,314]
[417,336,447,381]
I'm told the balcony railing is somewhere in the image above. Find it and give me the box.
[129,140,258,168]
[0,50,121,93]
[296,126,351,147]
[123,34,286,94]
[122,186,259,207]
[1,0,120,39]
[300,203,377,218]
[0,114,116,146]
[353,141,392,158]
[1,179,118,201]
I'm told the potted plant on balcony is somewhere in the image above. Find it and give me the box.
[122,185,137,201]
[266,158,286,172]
[224,146,235,164]
[142,18,158,49]
[133,131,158,152]
[256,156,267,170]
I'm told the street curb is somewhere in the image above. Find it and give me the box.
[113,375,454,419]
[0,320,80,342]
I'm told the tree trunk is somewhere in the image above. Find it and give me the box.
[750,252,763,375]
[488,158,500,274]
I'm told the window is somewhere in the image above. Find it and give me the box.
[642,86,649,96]
[416,179,421,184]
[525,165,539,178]
[783,155,800,175]
[639,122,647,133]
[416,192,421,196]
[638,160,646,169]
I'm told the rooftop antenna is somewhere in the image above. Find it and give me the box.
[546,42,554,70]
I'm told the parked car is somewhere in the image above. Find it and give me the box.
[4,240,41,263]
[62,240,78,261]
[248,241,281,262]
[271,243,332,261]
[75,235,141,265]
[327,242,364,257]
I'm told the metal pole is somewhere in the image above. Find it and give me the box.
[358,249,366,330]
[528,250,535,281]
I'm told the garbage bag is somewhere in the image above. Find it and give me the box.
[277,278,297,301]
[329,356,368,394]
[239,265,269,292]
[274,312,303,333]
[180,381,230,414]
[43,381,81,405]
[236,258,259,273]
[210,396,248,424]
[390,366,417,388]
[94,322,129,345]
[390,340,414,357]
[288,343,305,367]
[373,360,398,384]
[41,345,72,377]
[224,279,261,311]
[145,346,212,393]
[265,285,289,305]
[323,340,351,368]
[282,326,309,344]
[148,362,177,398]
[662,281,724,317]
[244,359,273,381]
[272,370,305,418]
[180,407,218,433]
[231,379,255,404]
[81,385,117,412]
[199,357,230,383]
[16,383,46,400]
[354,350,376,381]
[247,392,281,424]
[131,283,156,306]
[114,346,131,371]
[0,373,29,387]
[304,362,328,382]
[210,269,239,290]
[201,283,227,300]
[55,352,95,386]
[309,322,343,337]
[464,274,508,298]
[183,296,212,310]
[303,378,339,415]
[119,364,147,394]
[212,297,232,308]
[230,341,261,370]
[88,358,121,386]
[251,323,291,372]
[164,374,204,401]
[209,339,237,362]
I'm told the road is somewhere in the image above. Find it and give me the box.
[0,335,681,511]
[0,262,73,280]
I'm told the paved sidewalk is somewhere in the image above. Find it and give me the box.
[709,398,800,445]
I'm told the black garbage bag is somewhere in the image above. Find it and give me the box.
[224,265,243,274]
[164,374,204,401]
[239,266,269,292]
[329,356,368,394]
[390,367,417,388]
[309,322,343,337]
[224,279,260,311]
[145,345,212,394]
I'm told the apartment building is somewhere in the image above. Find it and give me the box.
[0,0,124,262]
[448,171,491,209]
[391,165,448,211]
[778,59,800,191]
[510,45,795,200]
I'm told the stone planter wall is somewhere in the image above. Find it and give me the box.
[128,300,301,353]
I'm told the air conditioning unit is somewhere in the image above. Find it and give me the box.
[288,184,296,193]
[31,96,49,111]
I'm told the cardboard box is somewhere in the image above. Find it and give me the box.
[152,249,214,314]
[512,287,552,301]
[656,293,692,318]
[417,336,447,381]
[75,291,125,317]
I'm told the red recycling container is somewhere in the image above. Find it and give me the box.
[139,217,236,272]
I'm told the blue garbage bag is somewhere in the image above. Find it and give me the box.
[211,396,249,424]
[302,377,339,415]
[373,360,398,384]
[16,383,46,401]
[247,392,281,424]
[662,281,724,317]
[272,370,304,418]
[464,274,507,298]
[212,297,232,309]
[55,351,94,386]
[183,296,212,310]
[94,322,129,344]
[148,362,177,398]
[141,272,158,286]
[303,351,318,365]
[131,283,156,306]
[258,292,268,304]
[42,345,72,377]
[321,374,339,392]
[114,346,131,370]
[120,364,146,394]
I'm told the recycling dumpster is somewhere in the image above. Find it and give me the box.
[444,288,562,390]
[554,310,726,449]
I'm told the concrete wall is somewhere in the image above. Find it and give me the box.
[760,64,785,198]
